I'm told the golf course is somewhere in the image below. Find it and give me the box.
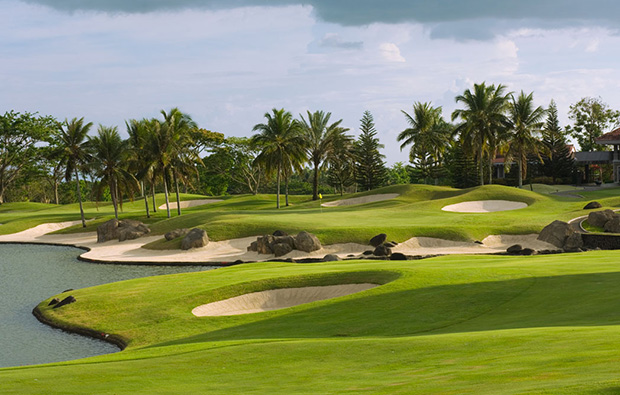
[2,184,620,394]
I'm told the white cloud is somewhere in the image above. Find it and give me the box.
[379,42,406,62]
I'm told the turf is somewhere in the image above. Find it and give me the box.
[4,252,620,393]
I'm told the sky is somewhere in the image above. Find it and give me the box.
[2,0,620,164]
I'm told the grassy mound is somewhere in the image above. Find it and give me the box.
[4,252,620,393]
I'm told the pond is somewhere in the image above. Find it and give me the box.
[0,243,214,368]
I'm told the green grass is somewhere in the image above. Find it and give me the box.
[5,252,620,393]
[518,183,585,194]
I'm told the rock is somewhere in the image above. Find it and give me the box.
[247,241,258,252]
[588,210,616,228]
[97,219,120,242]
[390,252,407,260]
[272,242,293,257]
[506,244,523,254]
[369,233,387,247]
[474,240,483,244]
[564,233,584,252]
[181,228,209,250]
[256,235,274,254]
[390,241,399,246]
[48,298,60,306]
[520,248,537,256]
[584,201,603,210]
[294,231,322,252]
[53,295,76,309]
[604,216,620,233]
[384,241,397,248]
[165,228,189,241]
[373,245,392,256]
[362,250,374,256]
[271,235,296,250]
[537,220,574,248]
[347,254,355,258]
[273,230,288,236]
[118,226,149,242]
[322,254,341,262]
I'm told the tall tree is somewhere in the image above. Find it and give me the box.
[326,133,356,195]
[541,100,575,183]
[354,111,387,191]
[398,102,451,184]
[0,111,55,203]
[566,97,620,152]
[252,109,306,209]
[57,117,93,227]
[126,118,156,217]
[89,125,139,219]
[452,82,511,185]
[299,110,351,200]
[504,91,546,187]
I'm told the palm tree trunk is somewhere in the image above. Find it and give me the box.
[174,171,181,216]
[143,181,150,218]
[163,172,171,218]
[75,169,86,228]
[479,146,484,186]
[517,158,523,188]
[54,180,59,205]
[110,178,119,219]
[276,163,281,209]
[285,174,289,207]
[151,180,157,212]
[312,161,319,200]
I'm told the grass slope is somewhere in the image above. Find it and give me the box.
[4,252,620,393]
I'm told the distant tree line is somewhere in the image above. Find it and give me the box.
[1,82,618,210]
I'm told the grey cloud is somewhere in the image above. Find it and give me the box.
[21,0,620,39]
[319,34,363,50]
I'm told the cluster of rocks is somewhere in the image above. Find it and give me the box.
[165,228,209,250]
[97,219,150,243]
[588,209,620,233]
[505,244,538,256]
[364,233,407,260]
[537,220,584,252]
[48,295,76,309]
[247,230,322,257]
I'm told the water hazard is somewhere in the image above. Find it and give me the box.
[0,243,214,368]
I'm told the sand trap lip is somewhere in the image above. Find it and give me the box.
[322,193,399,207]
[442,200,528,213]
[158,199,223,210]
[192,283,378,316]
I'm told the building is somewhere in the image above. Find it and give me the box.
[595,127,620,183]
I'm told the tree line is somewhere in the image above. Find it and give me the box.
[1,82,618,212]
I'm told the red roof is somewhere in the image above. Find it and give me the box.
[596,127,620,143]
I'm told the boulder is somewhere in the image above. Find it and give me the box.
[118,224,150,242]
[181,228,209,250]
[53,295,76,309]
[373,245,392,257]
[322,254,341,262]
[506,244,523,254]
[369,233,387,247]
[97,219,120,242]
[390,252,407,260]
[272,242,293,257]
[273,230,288,237]
[384,241,397,248]
[247,241,258,252]
[48,298,60,306]
[165,228,189,241]
[256,235,275,254]
[271,235,296,250]
[584,201,603,210]
[294,231,322,253]
[362,250,374,256]
[588,209,616,228]
[537,220,574,248]
[520,248,537,256]
[564,233,584,252]
[604,216,620,233]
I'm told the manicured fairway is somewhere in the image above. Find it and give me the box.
[3,251,620,393]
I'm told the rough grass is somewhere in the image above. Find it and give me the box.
[5,252,620,393]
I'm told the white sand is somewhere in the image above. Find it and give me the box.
[322,193,399,207]
[0,221,557,265]
[442,200,528,213]
[192,283,379,316]
[158,199,223,210]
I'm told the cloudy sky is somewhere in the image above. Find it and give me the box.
[2,0,620,164]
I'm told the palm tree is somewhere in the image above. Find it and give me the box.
[126,118,155,218]
[398,102,451,184]
[452,83,511,185]
[252,109,306,209]
[57,117,93,227]
[160,108,199,216]
[89,125,139,219]
[141,118,174,218]
[299,110,351,200]
[505,91,547,187]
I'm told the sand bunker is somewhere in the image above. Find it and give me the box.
[442,200,528,213]
[192,283,378,316]
[322,193,399,207]
[158,199,223,210]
